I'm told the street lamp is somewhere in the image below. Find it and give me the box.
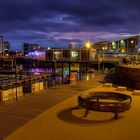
[102,47,105,60]
[86,41,91,49]
[14,58,18,101]
[85,40,91,75]
[102,46,106,71]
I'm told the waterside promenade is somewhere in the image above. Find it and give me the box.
[0,73,105,140]
[4,81,140,140]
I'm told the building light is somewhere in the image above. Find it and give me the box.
[112,46,116,49]
[120,40,124,43]
[112,42,116,49]
[86,41,91,49]
[112,42,115,46]
[102,47,105,50]
[86,74,89,81]
[104,47,108,50]
[47,47,50,50]
[121,49,125,53]
[131,40,134,44]
[71,51,78,58]
[54,51,61,54]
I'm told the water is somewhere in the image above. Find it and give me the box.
[26,67,91,87]
[27,68,46,73]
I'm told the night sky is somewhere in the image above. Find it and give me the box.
[0,0,139,51]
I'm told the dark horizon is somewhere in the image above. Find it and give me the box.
[0,0,140,51]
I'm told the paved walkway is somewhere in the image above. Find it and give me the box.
[0,73,105,140]
[5,86,139,140]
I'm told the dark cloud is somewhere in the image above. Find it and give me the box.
[0,0,139,50]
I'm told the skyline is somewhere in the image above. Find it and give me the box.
[0,0,140,51]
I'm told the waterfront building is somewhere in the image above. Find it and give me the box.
[0,35,4,53]
[23,43,46,60]
[3,41,10,52]
[93,35,140,55]
[0,36,10,58]
[23,43,40,56]
[46,47,96,61]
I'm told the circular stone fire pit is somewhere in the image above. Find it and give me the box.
[78,91,132,119]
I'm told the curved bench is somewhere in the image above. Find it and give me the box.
[78,91,132,119]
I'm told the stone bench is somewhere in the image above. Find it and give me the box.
[104,83,113,87]
[132,90,140,95]
[117,86,126,91]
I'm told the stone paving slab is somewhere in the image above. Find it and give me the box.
[4,87,138,140]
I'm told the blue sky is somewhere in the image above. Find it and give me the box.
[0,0,139,51]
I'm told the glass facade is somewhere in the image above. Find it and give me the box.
[70,51,79,61]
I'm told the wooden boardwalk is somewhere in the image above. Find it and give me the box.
[0,73,105,140]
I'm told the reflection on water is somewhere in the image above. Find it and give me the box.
[26,68,94,82]
[27,68,48,73]
[27,68,61,73]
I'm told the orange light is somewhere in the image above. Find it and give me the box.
[86,41,91,49]
[121,49,125,53]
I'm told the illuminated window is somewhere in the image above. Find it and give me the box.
[112,42,116,49]
[112,42,115,46]
[120,40,124,43]
[71,51,79,61]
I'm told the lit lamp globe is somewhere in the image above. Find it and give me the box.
[86,41,91,49]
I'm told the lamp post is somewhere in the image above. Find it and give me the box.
[86,41,91,49]
[102,47,105,72]
[86,40,91,61]
[85,40,91,76]
[14,57,18,101]
[102,47,105,59]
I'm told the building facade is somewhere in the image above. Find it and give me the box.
[0,36,10,58]
[23,43,46,60]
[23,43,40,55]
[46,48,96,61]
[0,36,4,53]
[94,35,139,55]
[4,41,10,52]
